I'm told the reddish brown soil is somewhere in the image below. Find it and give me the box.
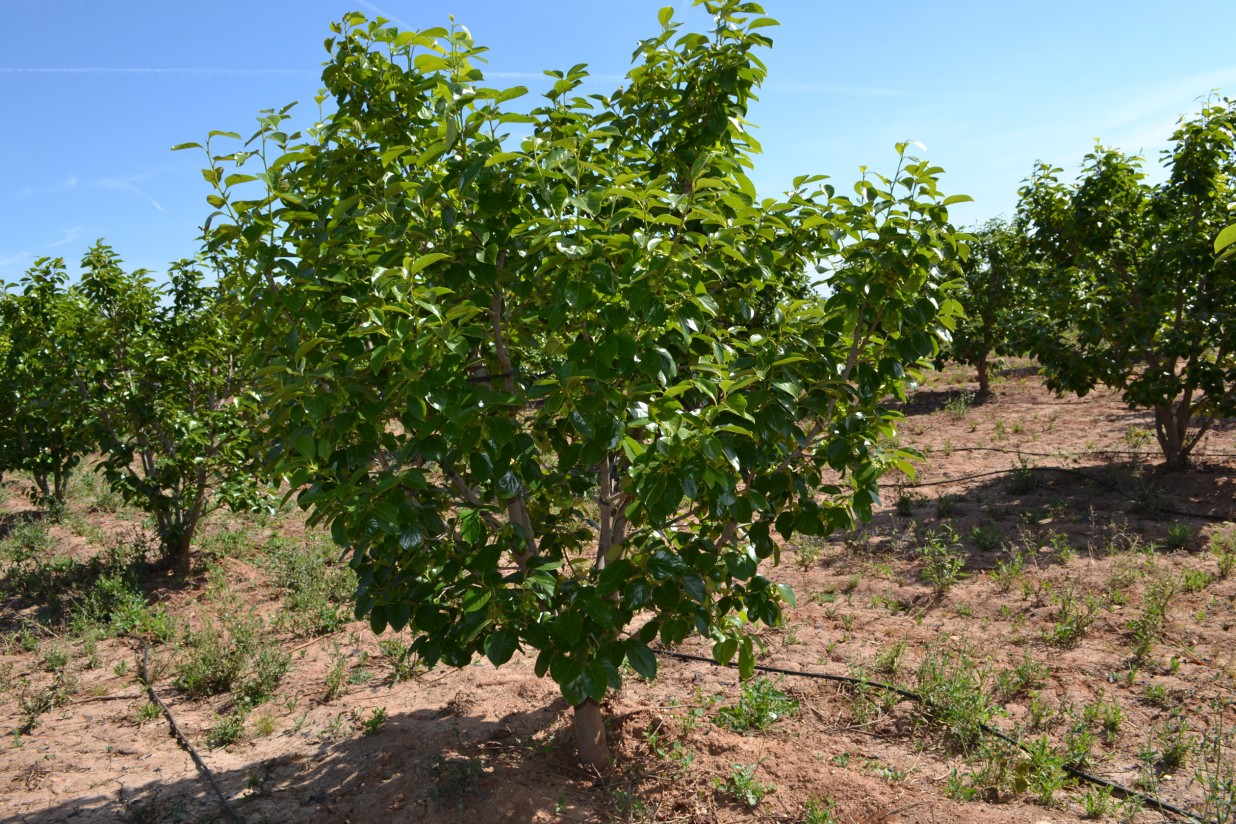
[2,362,1235,824]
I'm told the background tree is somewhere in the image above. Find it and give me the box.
[73,243,263,574]
[0,262,93,506]
[1017,98,1236,469]
[944,218,1032,395]
[191,2,966,768]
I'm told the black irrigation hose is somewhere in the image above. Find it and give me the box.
[656,649,1206,823]
[904,464,1235,522]
[941,445,1236,461]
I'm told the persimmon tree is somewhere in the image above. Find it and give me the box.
[0,262,93,505]
[1017,98,1236,469]
[944,218,1032,395]
[72,243,263,574]
[191,1,966,768]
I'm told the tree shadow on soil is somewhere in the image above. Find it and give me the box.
[16,701,603,824]
[830,457,1236,581]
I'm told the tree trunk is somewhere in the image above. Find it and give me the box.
[976,352,991,396]
[1154,404,1189,471]
[573,699,609,772]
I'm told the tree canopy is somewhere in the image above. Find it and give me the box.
[188,0,967,766]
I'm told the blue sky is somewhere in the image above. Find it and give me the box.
[4,0,1236,283]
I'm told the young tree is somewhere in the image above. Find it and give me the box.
[73,243,263,574]
[944,218,1032,395]
[1018,99,1236,469]
[0,262,94,505]
[192,2,966,767]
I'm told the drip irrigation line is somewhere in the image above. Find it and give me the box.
[656,649,1205,823]
[136,640,245,824]
[904,464,1234,522]
[939,445,1236,461]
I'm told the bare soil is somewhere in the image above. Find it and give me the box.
[3,362,1235,824]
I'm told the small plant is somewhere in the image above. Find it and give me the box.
[936,493,958,519]
[323,645,348,701]
[992,654,1049,702]
[794,537,824,569]
[1081,784,1113,819]
[206,711,245,748]
[1028,691,1055,730]
[802,796,837,824]
[873,641,906,680]
[1041,587,1098,648]
[914,644,998,753]
[1209,525,1236,577]
[1179,567,1211,593]
[969,524,1003,553]
[429,756,485,808]
[944,389,975,419]
[894,489,924,516]
[362,707,387,735]
[252,713,277,737]
[713,761,773,809]
[1129,577,1175,663]
[135,701,161,724]
[1006,456,1037,495]
[918,529,965,596]
[1164,523,1194,551]
[991,547,1026,592]
[1024,735,1068,806]
[714,678,799,733]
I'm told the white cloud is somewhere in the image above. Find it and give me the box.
[45,227,82,249]
[93,174,164,213]
[18,175,78,196]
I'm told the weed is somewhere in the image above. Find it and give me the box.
[1006,456,1037,494]
[1195,706,1236,823]
[914,644,998,753]
[894,490,924,517]
[429,756,485,808]
[252,713,277,737]
[714,678,799,733]
[1210,525,1236,577]
[794,536,824,569]
[918,529,965,596]
[1143,683,1171,708]
[873,641,906,680]
[1081,784,1113,819]
[135,700,161,724]
[944,389,975,419]
[991,547,1026,592]
[362,707,387,735]
[1158,714,1192,771]
[936,494,958,519]
[1024,735,1067,806]
[1129,576,1175,663]
[713,761,773,809]
[205,711,245,748]
[802,796,837,824]
[1164,523,1194,551]
[1180,567,1212,593]
[1041,586,1098,648]
[377,636,420,684]
[234,646,291,708]
[323,645,348,701]
[258,535,355,637]
[992,655,1049,702]
[172,616,253,697]
[969,524,1002,552]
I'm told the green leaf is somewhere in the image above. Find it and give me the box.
[1215,224,1236,255]
[626,642,658,679]
[484,629,519,666]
